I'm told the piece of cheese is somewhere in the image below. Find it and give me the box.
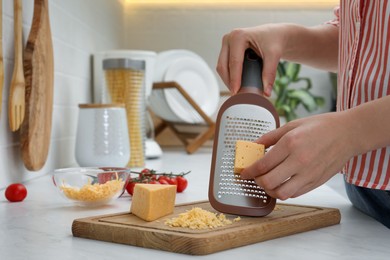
[130,184,176,221]
[234,140,265,173]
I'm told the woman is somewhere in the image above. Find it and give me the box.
[216,1,390,228]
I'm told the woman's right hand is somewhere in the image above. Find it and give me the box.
[216,24,290,96]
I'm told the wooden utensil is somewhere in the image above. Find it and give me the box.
[20,0,54,171]
[8,0,25,131]
[72,201,341,255]
[0,0,4,120]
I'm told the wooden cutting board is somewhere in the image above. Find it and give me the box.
[20,0,54,171]
[72,201,341,255]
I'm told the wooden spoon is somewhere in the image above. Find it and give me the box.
[20,0,54,171]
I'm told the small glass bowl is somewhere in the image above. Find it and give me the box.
[52,167,130,207]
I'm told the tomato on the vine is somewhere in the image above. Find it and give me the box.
[126,181,137,196]
[158,176,170,183]
[140,168,157,179]
[158,179,169,185]
[167,177,178,186]
[5,183,27,202]
[127,169,190,196]
[176,176,188,192]
[139,168,150,178]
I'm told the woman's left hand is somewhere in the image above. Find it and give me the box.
[240,112,355,200]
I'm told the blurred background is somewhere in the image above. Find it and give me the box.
[0,0,338,190]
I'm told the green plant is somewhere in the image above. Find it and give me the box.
[273,61,325,122]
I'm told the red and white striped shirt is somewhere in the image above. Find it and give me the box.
[328,0,390,190]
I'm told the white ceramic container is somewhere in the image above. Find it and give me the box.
[75,104,130,167]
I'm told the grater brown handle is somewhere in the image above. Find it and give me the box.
[241,49,264,94]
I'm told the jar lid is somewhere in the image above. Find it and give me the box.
[103,58,145,70]
[78,103,125,109]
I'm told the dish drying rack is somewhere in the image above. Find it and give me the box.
[151,81,218,154]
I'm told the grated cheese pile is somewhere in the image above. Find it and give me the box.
[165,207,240,230]
[60,174,124,202]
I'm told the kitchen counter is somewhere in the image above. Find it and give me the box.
[1,148,389,260]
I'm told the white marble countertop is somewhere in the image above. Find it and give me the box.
[1,148,389,260]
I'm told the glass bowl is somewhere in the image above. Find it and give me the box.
[52,167,130,207]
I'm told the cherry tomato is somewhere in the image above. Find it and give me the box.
[141,178,150,183]
[176,176,188,192]
[149,180,159,184]
[139,168,150,178]
[158,179,169,185]
[167,177,178,186]
[158,176,170,183]
[126,181,137,196]
[97,171,115,184]
[5,183,27,202]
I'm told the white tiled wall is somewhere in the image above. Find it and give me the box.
[0,0,124,189]
[123,5,337,117]
[0,1,339,190]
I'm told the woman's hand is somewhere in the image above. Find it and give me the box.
[216,23,339,96]
[216,24,288,96]
[240,112,355,200]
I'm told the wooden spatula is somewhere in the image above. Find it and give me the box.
[8,0,25,131]
[20,0,54,171]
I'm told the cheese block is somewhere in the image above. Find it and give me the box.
[131,184,176,221]
[234,140,265,173]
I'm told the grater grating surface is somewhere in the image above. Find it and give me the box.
[212,104,276,208]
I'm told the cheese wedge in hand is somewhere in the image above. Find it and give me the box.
[131,184,176,221]
[234,140,265,173]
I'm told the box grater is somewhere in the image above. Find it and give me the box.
[209,49,280,216]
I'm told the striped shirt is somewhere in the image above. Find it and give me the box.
[328,0,390,190]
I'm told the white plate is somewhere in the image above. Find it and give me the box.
[153,49,204,82]
[149,49,208,123]
[163,57,220,123]
[149,89,182,122]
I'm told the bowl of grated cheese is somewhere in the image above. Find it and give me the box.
[52,167,130,207]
